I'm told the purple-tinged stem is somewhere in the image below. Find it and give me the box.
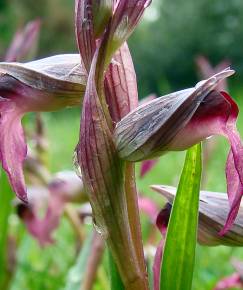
[81,231,105,290]
[124,162,149,290]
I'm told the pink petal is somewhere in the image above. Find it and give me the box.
[169,90,243,232]
[153,205,171,290]
[75,0,96,72]
[196,56,230,91]
[156,203,171,236]
[140,159,158,178]
[18,183,67,246]
[153,239,164,290]
[5,19,41,62]
[104,42,138,123]
[112,0,151,39]
[17,173,84,246]
[0,56,86,202]
[0,100,27,202]
[21,196,66,246]
[115,69,234,161]
[103,0,152,60]
[138,196,158,222]
[214,273,242,290]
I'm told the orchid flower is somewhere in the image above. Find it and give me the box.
[17,171,85,246]
[150,186,243,290]
[0,54,86,202]
[196,56,231,186]
[152,185,243,246]
[115,68,243,233]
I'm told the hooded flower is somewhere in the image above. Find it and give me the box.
[16,170,85,246]
[115,68,243,232]
[152,185,243,247]
[0,54,86,202]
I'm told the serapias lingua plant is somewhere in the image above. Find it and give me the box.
[1,1,243,289]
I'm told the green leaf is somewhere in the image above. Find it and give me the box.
[64,232,94,290]
[160,143,202,290]
[108,250,124,290]
[0,168,13,287]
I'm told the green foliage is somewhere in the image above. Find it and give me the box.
[10,218,76,290]
[108,251,124,290]
[130,0,243,95]
[160,144,202,290]
[0,169,14,288]
[64,231,93,290]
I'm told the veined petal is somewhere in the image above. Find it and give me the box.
[104,0,152,62]
[75,0,96,72]
[104,42,138,123]
[0,100,27,201]
[0,55,86,110]
[152,185,243,247]
[0,55,86,201]
[168,90,243,233]
[0,54,86,100]
[115,68,243,231]
[92,0,151,72]
[115,69,234,161]
[139,95,158,178]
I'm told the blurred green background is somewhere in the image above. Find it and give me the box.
[1,0,243,289]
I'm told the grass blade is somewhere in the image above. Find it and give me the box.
[160,143,202,290]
